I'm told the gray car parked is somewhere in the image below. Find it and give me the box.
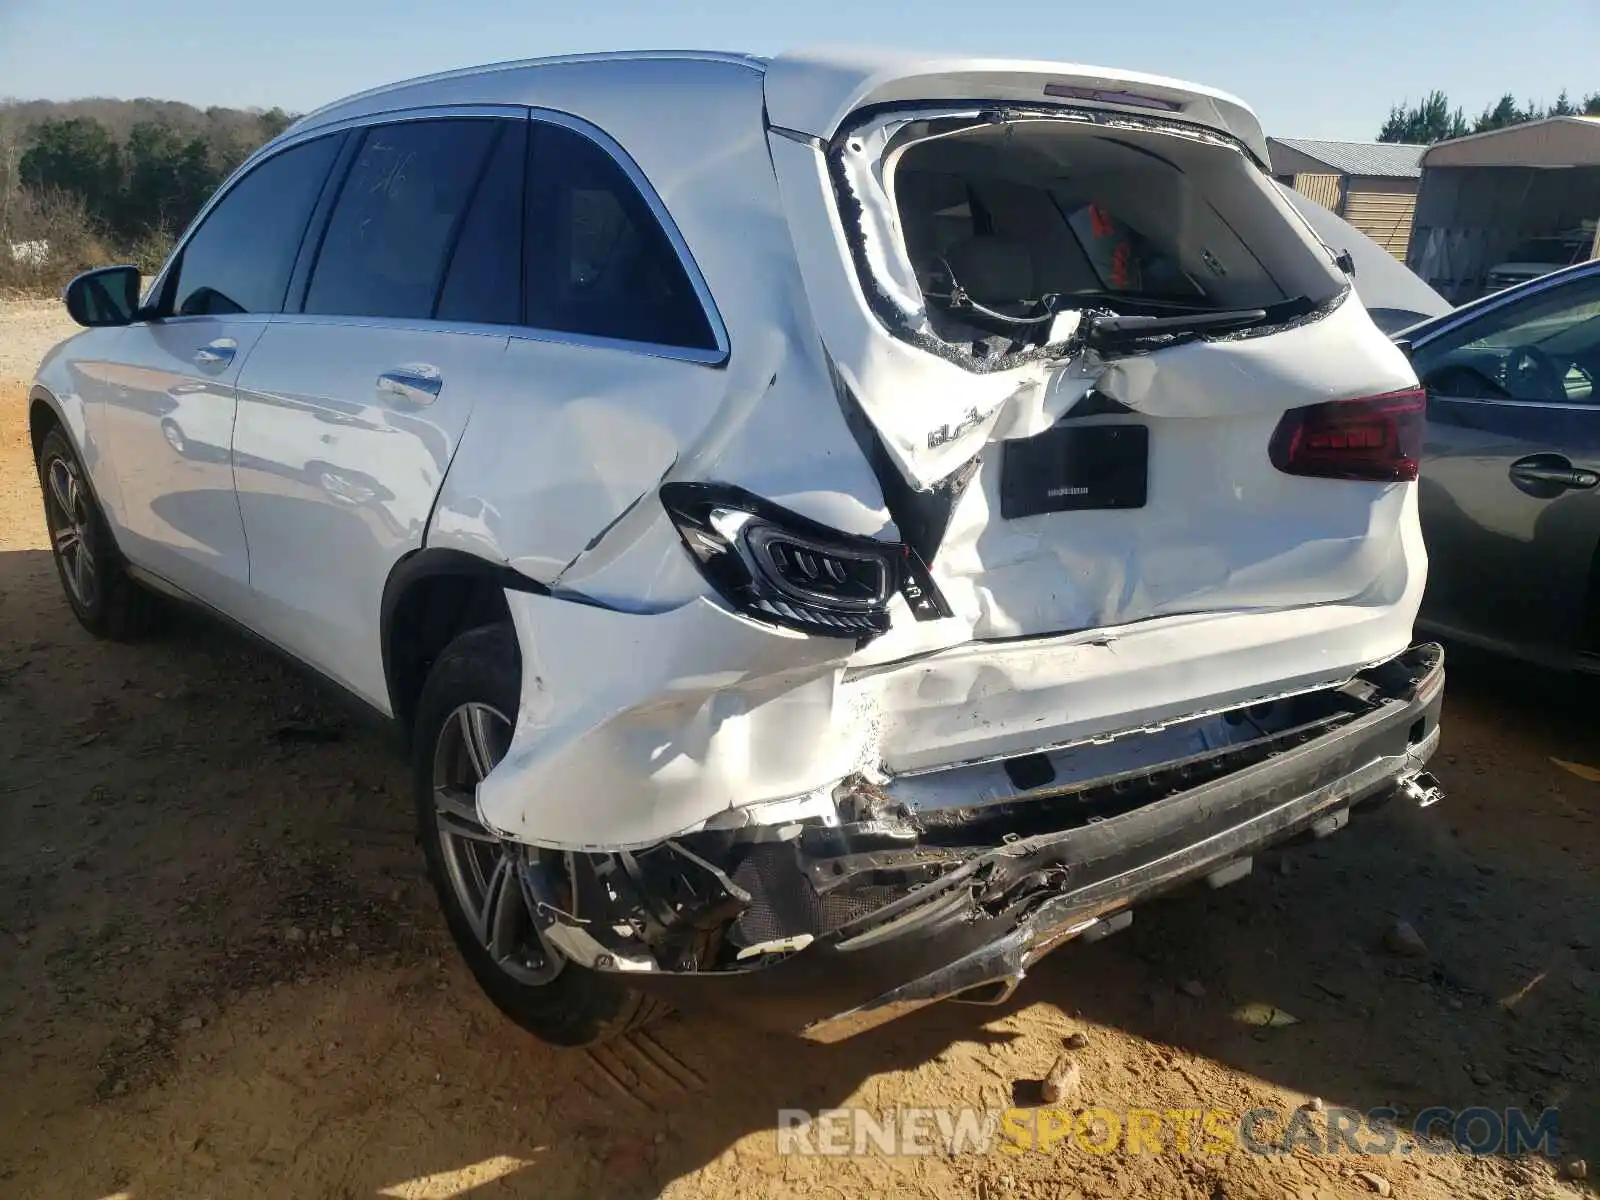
[1286,195,1599,672]
[1403,260,1600,672]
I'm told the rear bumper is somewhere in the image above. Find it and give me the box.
[623,642,1445,1039]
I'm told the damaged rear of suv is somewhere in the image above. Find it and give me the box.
[420,50,1445,1046]
[41,48,1442,1048]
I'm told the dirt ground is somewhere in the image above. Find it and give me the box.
[1,307,1596,1199]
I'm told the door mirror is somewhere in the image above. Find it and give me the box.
[64,265,143,328]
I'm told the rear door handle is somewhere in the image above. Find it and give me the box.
[376,364,443,406]
[1509,453,1600,496]
[193,338,237,369]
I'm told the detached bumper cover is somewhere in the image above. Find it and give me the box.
[622,643,1445,1039]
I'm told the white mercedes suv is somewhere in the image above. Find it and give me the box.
[30,48,1445,1046]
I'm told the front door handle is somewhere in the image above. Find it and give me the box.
[376,364,443,406]
[193,338,237,369]
[1509,453,1600,497]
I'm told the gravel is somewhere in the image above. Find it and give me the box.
[0,299,79,385]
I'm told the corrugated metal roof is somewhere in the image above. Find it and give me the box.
[1268,138,1426,178]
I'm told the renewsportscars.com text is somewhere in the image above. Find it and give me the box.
[775,1105,1561,1158]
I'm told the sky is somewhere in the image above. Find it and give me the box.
[1,0,1596,141]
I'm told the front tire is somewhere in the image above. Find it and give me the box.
[412,622,668,1046]
[37,426,159,640]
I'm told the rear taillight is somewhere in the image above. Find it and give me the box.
[1268,388,1425,483]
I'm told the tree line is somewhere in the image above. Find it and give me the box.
[1378,88,1600,144]
[0,100,294,286]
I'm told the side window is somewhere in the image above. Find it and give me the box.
[436,119,526,326]
[524,121,717,351]
[1414,274,1600,404]
[305,119,499,320]
[168,134,341,317]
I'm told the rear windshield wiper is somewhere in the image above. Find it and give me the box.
[1083,308,1267,350]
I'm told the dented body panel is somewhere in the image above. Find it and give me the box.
[477,514,1424,848]
[478,591,856,850]
[620,645,1445,1039]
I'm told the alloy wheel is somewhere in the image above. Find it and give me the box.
[431,702,564,985]
[44,455,98,610]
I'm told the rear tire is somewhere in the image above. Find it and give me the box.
[37,426,159,640]
[412,622,668,1046]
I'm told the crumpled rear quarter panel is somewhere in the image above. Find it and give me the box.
[476,492,1423,850]
[476,592,867,850]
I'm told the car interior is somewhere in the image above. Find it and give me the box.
[889,120,1347,350]
[1418,282,1600,403]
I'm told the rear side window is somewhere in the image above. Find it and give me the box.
[168,134,340,317]
[305,119,499,320]
[524,121,717,351]
[435,119,526,326]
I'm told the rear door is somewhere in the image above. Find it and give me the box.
[426,113,734,584]
[1413,269,1600,665]
[101,133,342,610]
[231,112,526,708]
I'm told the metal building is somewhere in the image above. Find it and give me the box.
[1267,138,1426,261]
[1408,117,1600,302]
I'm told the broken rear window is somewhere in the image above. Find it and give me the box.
[837,110,1348,363]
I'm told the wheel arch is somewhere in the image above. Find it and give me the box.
[28,385,120,552]
[28,386,68,464]
[380,548,549,744]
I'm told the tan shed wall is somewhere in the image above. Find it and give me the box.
[1425,118,1600,167]
[1291,172,1344,210]
[1341,176,1420,260]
